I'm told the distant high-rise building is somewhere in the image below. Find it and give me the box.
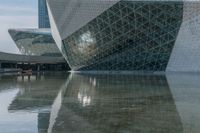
[38,0,50,28]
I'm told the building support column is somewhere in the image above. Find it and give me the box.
[28,63,31,70]
[0,62,1,68]
[37,64,40,72]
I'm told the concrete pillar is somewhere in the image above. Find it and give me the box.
[37,64,40,71]
[36,71,41,80]
[28,63,31,70]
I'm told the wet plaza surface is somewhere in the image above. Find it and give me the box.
[0,72,200,133]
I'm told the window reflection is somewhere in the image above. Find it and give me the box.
[76,31,96,53]
[78,88,91,107]
[76,77,97,107]
[90,77,97,87]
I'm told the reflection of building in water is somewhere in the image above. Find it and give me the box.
[167,73,200,133]
[9,74,67,111]
[7,73,200,133]
[0,75,18,92]
[8,72,69,133]
[50,74,183,133]
[38,113,51,133]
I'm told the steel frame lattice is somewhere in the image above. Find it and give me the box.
[62,1,183,71]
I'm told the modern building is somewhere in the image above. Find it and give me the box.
[38,0,50,28]
[9,29,62,57]
[5,0,70,72]
[9,0,61,57]
[46,0,200,72]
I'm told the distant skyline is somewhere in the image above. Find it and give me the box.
[0,0,38,54]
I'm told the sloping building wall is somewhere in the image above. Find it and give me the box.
[166,2,200,72]
[46,0,119,51]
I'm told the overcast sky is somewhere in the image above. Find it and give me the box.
[0,0,38,54]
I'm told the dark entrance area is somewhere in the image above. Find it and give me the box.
[0,62,70,71]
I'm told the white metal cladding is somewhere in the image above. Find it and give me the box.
[46,0,119,40]
[166,2,200,72]
[47,1,63,51]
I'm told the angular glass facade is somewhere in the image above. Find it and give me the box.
[62,1,183,71]
[9,29,62,57]
[39,0,50,28]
